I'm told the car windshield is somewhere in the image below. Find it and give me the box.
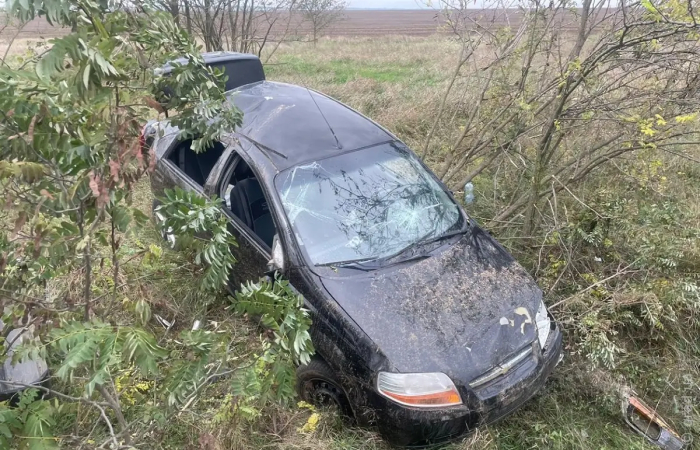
[275,142,464,266]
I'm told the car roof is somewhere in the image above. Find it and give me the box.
[227,81,394,171]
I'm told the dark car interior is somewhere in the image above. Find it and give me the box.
[211,59,266,92]
[167,140,225,186]
[221,157,275,249]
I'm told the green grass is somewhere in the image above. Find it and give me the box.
[266,54,440,86]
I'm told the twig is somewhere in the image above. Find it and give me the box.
[1,20,26,64]
[2,381,119,448]
[96,384,131,446]
[551,176,605,219]
[550,259,640,309]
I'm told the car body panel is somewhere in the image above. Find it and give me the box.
[318,228,541,384]
[372,327,562,447]
[230,81,393,169]
[287,264,402,426]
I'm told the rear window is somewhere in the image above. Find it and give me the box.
[158,57,265,98]
[210,59,266,91]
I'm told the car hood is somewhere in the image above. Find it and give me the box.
[319,227,542,386]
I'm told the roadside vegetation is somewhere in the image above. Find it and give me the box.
[1,0,698,449]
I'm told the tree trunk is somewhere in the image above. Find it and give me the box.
[229,0,241,52]
[169,0,179,23]
[204,0,213,52]
[184,0,193,35]
[522,0,592,236]
[97,385,130,445]
[77,202,92,321]
[244,0,255,53]
[241,0,249,52]
[522,155,544,236]
[421,44,467,160]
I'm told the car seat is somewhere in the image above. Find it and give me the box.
[176,141,225,186]
[228,178,275,248]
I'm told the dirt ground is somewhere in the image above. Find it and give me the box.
[1,9,582,43]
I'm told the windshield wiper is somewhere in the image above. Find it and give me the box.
[317,257,381,271]
[317,229,466,271]
[383,228,466,264]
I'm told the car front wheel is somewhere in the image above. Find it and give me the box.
[296,358,353,419]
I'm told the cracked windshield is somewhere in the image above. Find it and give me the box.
[276,143,463,266]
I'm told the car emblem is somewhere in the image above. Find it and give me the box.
[469,346,533,388]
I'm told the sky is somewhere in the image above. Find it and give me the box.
[346,0,431,9]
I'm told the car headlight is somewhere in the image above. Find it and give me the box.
[377,372,462,407]
[536,300,552,349]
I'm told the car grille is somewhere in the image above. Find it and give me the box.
[468,345,534,389]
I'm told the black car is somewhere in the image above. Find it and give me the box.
[146,53,563,447]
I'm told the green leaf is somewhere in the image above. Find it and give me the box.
[111,205,131,232]
[35,35,80,80]
[164,359,206,406]
[641,0,655,13]
[135,299,151,326]
[55,334,99,379]
[132,208,150,226]
[82,65,90,89]
[60,221,79,235]
[20,400,57,450]
[0,423,12,439]
[122,328,167,377]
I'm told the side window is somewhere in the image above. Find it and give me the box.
[221,156,276,249]
[167,139,225,186]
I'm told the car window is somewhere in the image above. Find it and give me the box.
[221,157,276,249]
[275,142,463,266]
[167,139,225,186]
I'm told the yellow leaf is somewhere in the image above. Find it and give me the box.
[297,401,315,410]
[298,412,321,433]
[675,113,698,123]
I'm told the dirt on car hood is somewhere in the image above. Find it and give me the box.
[320,227,542,386]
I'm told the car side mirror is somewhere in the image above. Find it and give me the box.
[267,235,285,275]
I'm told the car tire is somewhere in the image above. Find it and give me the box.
[152,199,177,249]
[296,358,354,419]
